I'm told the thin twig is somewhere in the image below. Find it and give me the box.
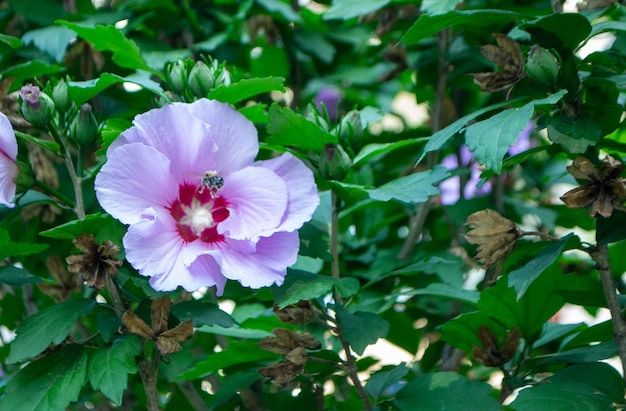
[330,191,343,304]
[138,341,162,411]
[176,381,209,411]
[336,327,373,411]
[48,125,85,219]
[590,241,626,382]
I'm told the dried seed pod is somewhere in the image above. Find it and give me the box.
[66,234,122,290]
[560,155,626,218]
[471,33,525,92]
[472,326,521,367]
[466,209,520,267]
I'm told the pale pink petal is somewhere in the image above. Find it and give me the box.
[0,151,17,207]
[110,103,219,183]
[219,231,299,288]
[218,166,288,239]
[0,113,17,160]
[187,99,258,175]
[95,144,179,225]
[257,153,319,234]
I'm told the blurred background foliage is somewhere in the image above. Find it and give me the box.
[1,0,626,410]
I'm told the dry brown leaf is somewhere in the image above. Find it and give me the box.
[561,155,626,218]
[258,360,303,387]
[285,347,308,366]
[471,33,525,92]
[151,296,172,334]
[274,301,315,324]
[122,311,154,340]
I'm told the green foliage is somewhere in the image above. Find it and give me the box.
[2,0,626,409]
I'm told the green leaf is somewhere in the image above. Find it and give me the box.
[296,30,335,64]
[208,77,285,105]
[177,340,275,380]
[368,166,449,203]
[547,113,601,153]
[272,270,336,309]
[0,345,87,411]
[508,234,574,299]
[335,305,389,355]
[548,362,624,403]
[0,33,22,49]
[57,21,160,76]
[88,335,140,406]
[536,340,617,366]
[0,228,48,260]
[39,213,118,239]
[510,382,613,411]
[365,365,409,401]
[335,277,360,298]
[2,61,63,93]
[596,210,626,244]
[421,0,463,15]
[466,91,566,173]
[69,72,166,105]
[14,130,60,154]
[521,13,592,50]
[323,0,390,21]
[393,372,501,411]
[22,25,75,62]
[0,266,43,285]
[354,139,425,167]
[208,371,260,408]
[405,283,479,305]
[417,98,525,163]
[8,0,67,26]
[198,325,273,339]
[256,0,302,24]
[266,104,337,152]
[170,300,237,328]
[9,298,96,363]
[401,10,531,44]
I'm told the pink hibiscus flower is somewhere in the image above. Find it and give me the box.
[0,112,18,207]
[95,99,319,294]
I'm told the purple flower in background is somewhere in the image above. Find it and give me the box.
[95,99,319,294]
[0,112,18,207]
[508,121,533,156]
[439,146,491,205]
[314,87,341,121]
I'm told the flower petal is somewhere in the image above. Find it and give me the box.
[0,151,17,207]
[187,99,258,175]
[218,166,288,239]
[110,102,219,183]
[219,231,299,289]
[124,207,226,291]
[0,113,17,161]
[256,153,319,234]
[95,143,179,224]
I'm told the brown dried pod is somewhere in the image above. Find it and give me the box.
[560,155,626,218]
[472,326,521,367]
[156,321,194,355]
[258,360,304,387]
[471,33,525,92]
[66,233,122,290]
[466,209,520,267]
[274,300,315,324]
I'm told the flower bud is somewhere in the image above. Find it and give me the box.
[165,60,188,94]
[214,63,231,88]
[525,46,560,87]
[188,61,215,97]
[69,103,99,146]
[19,84,55,126]
[319,144,352,181]
[52,79,70,112]
[338,110,363,151]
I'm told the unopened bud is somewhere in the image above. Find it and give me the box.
[165,60,188,94]
[19,84,55,126]
[319,144,352,181]
[189,61,215,97]
[52,79,70,112]
[525,46,560,87]
[338,110,363,151]
[69,103,99,146]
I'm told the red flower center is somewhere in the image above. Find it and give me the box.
[169,183,230,243]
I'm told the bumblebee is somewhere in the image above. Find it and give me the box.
[199,171,224,197]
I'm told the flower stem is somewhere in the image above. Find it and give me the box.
[33,179,75,208]
[519,231,560,241]
[138,340,162,411]
[336,325,373,411]
[590,240,626,382]
[48,124,85,219]
[330,190,343,304]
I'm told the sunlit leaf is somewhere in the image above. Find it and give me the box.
[510,382,613,411]
[323,0,390,21]
[208,77,285,105]
[368,166,449,203]
[272,270,336,309]
[266,103,337,152]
